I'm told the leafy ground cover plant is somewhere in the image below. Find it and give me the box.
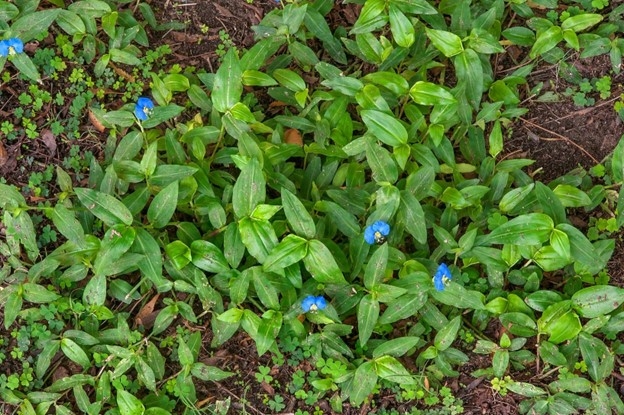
[1,0,624,414]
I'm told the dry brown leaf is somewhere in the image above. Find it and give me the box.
[109,63,135,83]
[284,128,303,146]
[41,129,57,155]
[170,31,202,43]
[134,294,160,328]
[88,110,106,132]
[0,141,7,167]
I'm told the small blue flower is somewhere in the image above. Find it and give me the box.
[302,295,327,312]
[364,220,390,245]
[433,263,452,291]
[134,97,154,121]
[0,38,24,57]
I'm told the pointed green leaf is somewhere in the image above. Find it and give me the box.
[75,188,133,226]
[361,109,408,146]
[212,48,243,113]
[303,239,347,284]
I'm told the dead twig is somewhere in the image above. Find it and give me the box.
[519,117,600,164]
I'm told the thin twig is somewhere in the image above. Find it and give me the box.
[519,117,600,164]
[552,94,621,122]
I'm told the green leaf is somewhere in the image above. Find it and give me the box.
[281,187,316,239]
[361,109,408,146]
[492,350,509,378]
[22,283,60,303]
[61,338,91,369]
[539,302,582,344]
[75,188,133,226]
[238,217,278,263]
[579,332,613,382]
[529,26,563,59]
[389,5,414,48]
[499,183,534,213]
[93,225,136,277]
[303,239,347,284]
[557,223,602,275]
[10,9,59,42]
[539,341,568,367]
[506,382,547,398]
[0,183,26,209]
[273,68,306,92]
[50,205,86,247]
[10,53,41,83]
[364,243,388,289]
[4,289,23,329]
[572,285,624,318]
[152,304,178,335]
[147,181,178,228]
[36,341,60,379]
[372,336,420,358]
[116,390,144,415]
[218,308,244,324]
[232,158,265,219]
[349,361,378,406]
[378,292,427,324]
[83,274,107,307]
[357,294,380,347]
[434,315,461,351]
[109,48,141,66]
[351,0,386,35]
[45,374,94,392]
[431,283,486,310]
[190,240,230,274]
[560,13,603,33]
[6,211,39,261]
[425,28,464,57]
[263,234,308,274]
[374,355,416,384]
[549,228,571,262]
[553,185,591,207]
[242,70,277,86]
[398,191,427,244]
[483,213,553,246]
[611,135,624,182]
[409,81,457,106]
[255,311,282,355]
[315,200,360,238]
[132,228,171,292]
[489,120,503,157]
[191,362,234,381]
[165,240,192,270]
[212,48,242,113]
[366,138,398,183]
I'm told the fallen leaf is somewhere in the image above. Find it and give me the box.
[0,141,7,167]
[40,129,57,154]
[134,294,160,328]
[284,128,303,146]
[88,110,106,132]
[170,31,203,43]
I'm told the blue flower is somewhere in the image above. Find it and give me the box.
[0,38,24,57]
[134,97,154,121]
[364,220,390,245]
[433,263,452,291]
[302,295,327,312]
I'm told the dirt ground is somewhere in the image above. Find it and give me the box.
[1,1,624,414]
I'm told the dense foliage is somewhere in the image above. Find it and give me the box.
[1,0,624,414]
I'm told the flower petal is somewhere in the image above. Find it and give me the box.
[373,220,390,236]
[314,296,327,310]
[364,226,376,245]
[302,295,316,312]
